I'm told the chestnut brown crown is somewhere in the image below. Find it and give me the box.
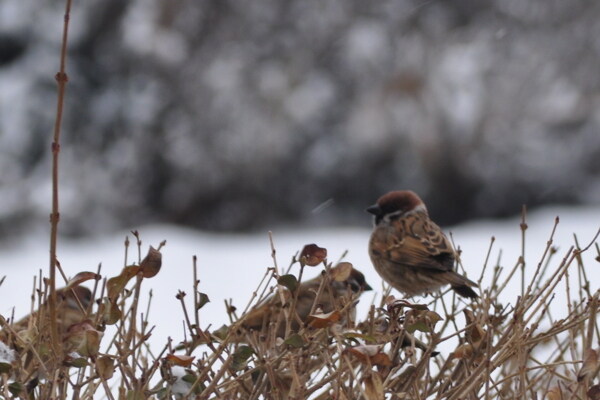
[366,190,426,224]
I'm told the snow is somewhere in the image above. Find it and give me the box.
[0,205,598,354]
[0,341,15,364]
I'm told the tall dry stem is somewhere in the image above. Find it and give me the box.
[49,0,73,358]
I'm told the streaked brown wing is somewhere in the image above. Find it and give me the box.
[385,213,455,271]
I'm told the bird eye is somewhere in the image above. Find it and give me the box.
[348,280,360,292]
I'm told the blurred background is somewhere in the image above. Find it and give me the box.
[0,0,599,237]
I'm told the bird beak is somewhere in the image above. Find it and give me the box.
[366,204,381,215]
[363,282,373,291]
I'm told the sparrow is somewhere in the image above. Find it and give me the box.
[367,190,478,299]
[241,263,373,337]
[1,285,93,345]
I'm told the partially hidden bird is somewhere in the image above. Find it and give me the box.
[1,285,93,345]
[367,190,478,299]
[241,263,373,337]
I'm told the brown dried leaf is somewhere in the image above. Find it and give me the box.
[578,348,598,382]
[424,310,443,325]
[140,246,162,278]
[453,343,474,359]
[588,384,600,400]
[405,309,442,333]
[363,372,384,400]
[64,320,103,357]
[165,354,195,367]
[65,272,101,290]
[107,265,140,301]
[300,244,327,266]
[330,262,353,282]
[463,309,476,325]
[307,310,341,329]
[102,299,122,325]
[370,352,393,367]
[346,345,391,367]
[546,386,562,400]
[386,298,429,313]
[96,356,115,380]
[464,310,485,345]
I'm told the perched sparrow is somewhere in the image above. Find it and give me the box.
[241,264,373,337]
[367,190,478,299]
[2,285,92,344]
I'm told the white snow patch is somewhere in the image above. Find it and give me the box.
[0,341,16,364]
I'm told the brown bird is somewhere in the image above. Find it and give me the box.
[367,190,478,299]
[241,263,372,337]
[1,285,93,345]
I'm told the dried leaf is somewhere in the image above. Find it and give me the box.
[453,343,474,359]
[405,321,429,334]
[588,384,600,400]
[166,354,195,367]
[278,274,298,292]
[300,244,327,266]
[370,352,393,367]
[63,320,103,357]
[181,373,203,394]
[330,262,353,282]
[405,309,442,334]
[425,310,443,325]
[65,356,88,368]
[307,310,341,329]
[464,310,485,345]
[346,345,391,367]
[0,362,11,374]
[181,374,196,384]
[196,292,210,310]
[363,372,384,400]
[212,325,229,341]
[386,298,429,313]
[65,272,101,290]
[140,246,162,278]
[464,309,476,325]
[96,356,115,380]
[232,345,255,371]
[8,382,22,396]
[578,348,598,382]
[107,265,140,301]
[283,333,305,348]
[126,390,145,400]
[546,386,562,400]
[102,299,122,325]
[344,332,377,343]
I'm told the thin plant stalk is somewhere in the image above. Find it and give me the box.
[48,0,73,361]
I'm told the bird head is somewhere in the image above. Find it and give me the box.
[366,190,427,224]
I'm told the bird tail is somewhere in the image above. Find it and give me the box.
[447,270,478,299]
[451,284,479,299]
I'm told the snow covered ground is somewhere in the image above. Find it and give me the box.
[0,205,598,353]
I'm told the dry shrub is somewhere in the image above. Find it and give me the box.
[0,218,598,399]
